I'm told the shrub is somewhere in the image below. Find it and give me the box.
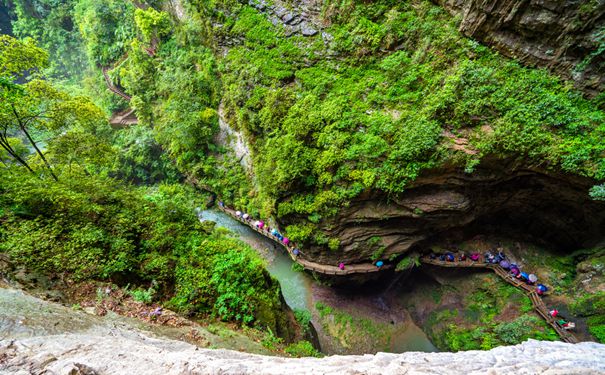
[294,309,312,333]
[129,287,154,304]
[285,340,322,357]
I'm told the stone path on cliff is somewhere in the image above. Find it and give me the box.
[420,256,579,344]
[218,205,388,275]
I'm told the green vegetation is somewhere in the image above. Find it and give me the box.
[285,340,323,358]
[129,287,155,304]
[260,328,283,350]
[315,301,393,351]
[571,291,605,343]
[8,0,605,252]
[395,255,419,271]
[425,275,557,351]
[4,0,605,354]
[0,33,289,336]
[206,0,605,244]
[294,309,313,334]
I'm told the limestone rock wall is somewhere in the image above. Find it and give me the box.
[432,0,605,96]
[284,158,605,266]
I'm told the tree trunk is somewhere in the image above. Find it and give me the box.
[0,135,37,175]
[11,105,59,181]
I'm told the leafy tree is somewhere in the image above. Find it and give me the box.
[0,35,109,180]
[134,7,171,45]
[73,0,136,66]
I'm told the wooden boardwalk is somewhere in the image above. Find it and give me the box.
[102,67,131,101]
[101,66,138,127]
[217,206,388,275]
[216,205,578,343]
[420,257,578,344]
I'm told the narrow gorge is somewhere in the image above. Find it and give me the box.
[1,0,604,373]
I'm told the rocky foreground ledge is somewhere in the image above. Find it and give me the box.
[2,332,605,374]
[1,287,604,375]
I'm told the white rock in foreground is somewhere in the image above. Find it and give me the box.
[1,287,604,374]
[2,329,605,375]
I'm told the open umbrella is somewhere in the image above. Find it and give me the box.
[271,228,278,236]
[519,272,529,280]
[499,260,510,269]
[283,237,290,245]
[537,284,548,292]
[258,221,265,229]
[293,248,300,256]
[376,261,384,267]
[235,210,242,217]
[510,267,520,276]
[243,213,249,220]
[528,274,538,283]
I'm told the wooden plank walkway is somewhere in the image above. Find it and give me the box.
[102,67,132,101]
[217,205,389,275]
[420,257,578,344]
[109,107,138,127]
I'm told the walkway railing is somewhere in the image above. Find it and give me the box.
[217,205,389,275]
[420,257,578,344]
[102,67,131,101]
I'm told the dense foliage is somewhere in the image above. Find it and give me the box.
[0,170,285,328]
[205,0,605,247]
[9,0,605,248]
[426,276,558,351]
[0,32,287,332]
[4,0,605,350]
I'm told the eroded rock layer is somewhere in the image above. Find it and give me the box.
[433,0,605,96]
[288,159,605,265]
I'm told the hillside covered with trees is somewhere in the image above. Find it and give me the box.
[1,0,604,354]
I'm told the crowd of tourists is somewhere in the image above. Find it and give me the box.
[220,201,302,257]
[429,249,575,331]
[429,250,548,293]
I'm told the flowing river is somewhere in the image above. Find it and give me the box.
[198,209,437,354]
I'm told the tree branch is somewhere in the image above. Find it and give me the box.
[11,105,58,181]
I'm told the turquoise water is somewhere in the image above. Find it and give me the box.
[198,209,437,353]
[198,209,313,312]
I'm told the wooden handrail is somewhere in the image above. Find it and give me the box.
[420,257,578,344]
[102,67,131,101]
[216,205,389,276]
[215,205,579,343]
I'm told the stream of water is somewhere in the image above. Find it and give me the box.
[198,209,313,311]
[198,209,437,353]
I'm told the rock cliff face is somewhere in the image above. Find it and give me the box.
[432,0,605,96]
[289,158,605,266]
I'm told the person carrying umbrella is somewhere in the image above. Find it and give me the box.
[536,284,548,295]
[510,266,520,276]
